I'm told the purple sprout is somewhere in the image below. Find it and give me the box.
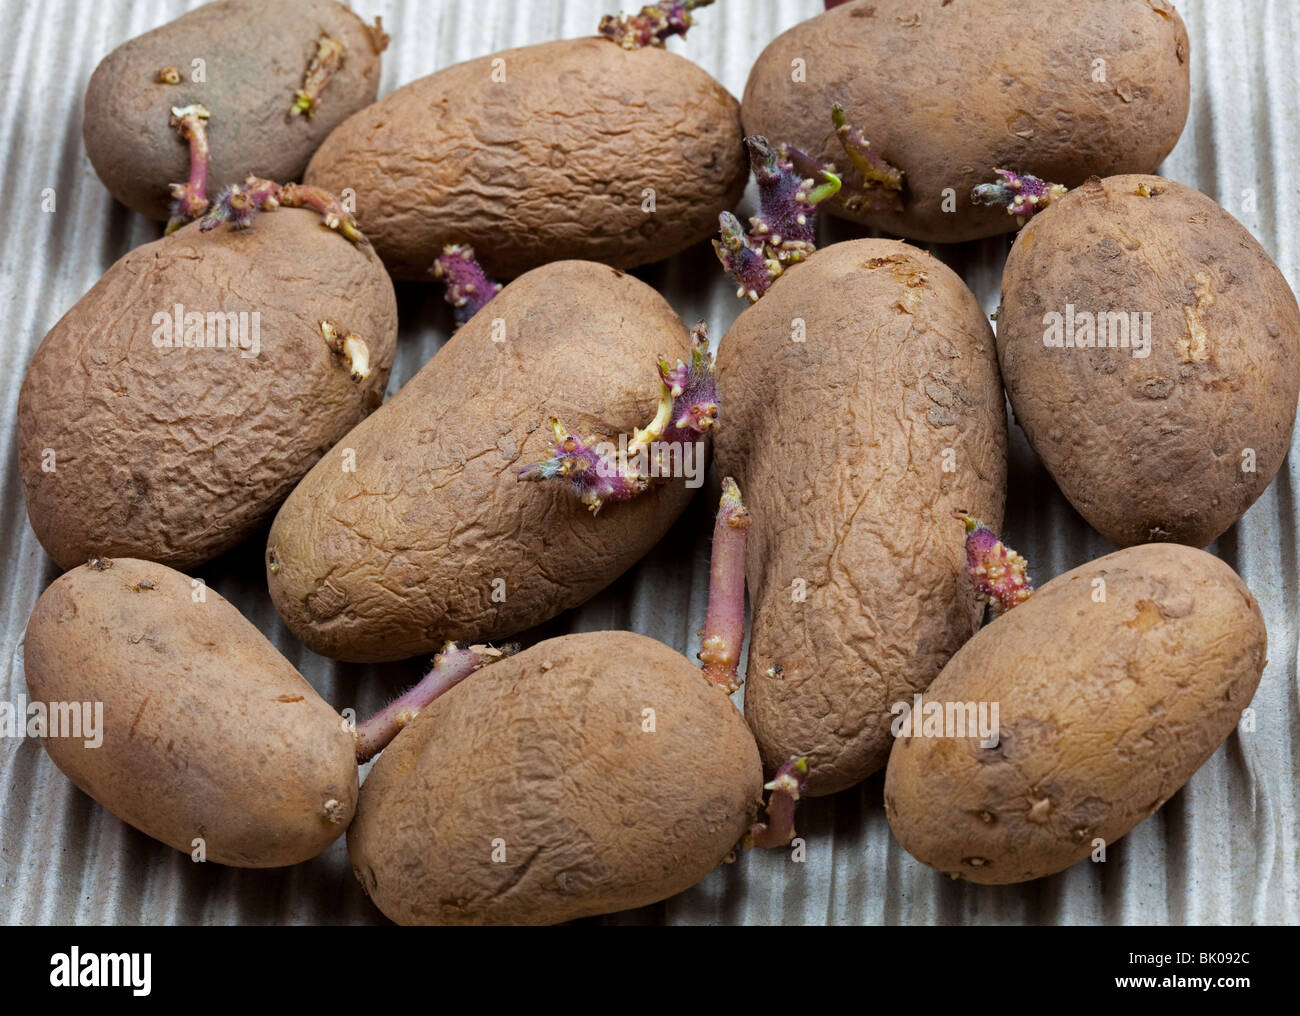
[713,139,842,302]
[746,135,843,254]
[713,211,777,302]
[633,325,719,451]
[163,85,371,244]
[520,323,718,513]
[714,106,903,302]
[598,0,715,49]
[953,510,1034,617]
[971,168,1068,222]
[745,756,811,850]
[693,480,811,850]
[431,244,502,327]
[165,104,212,234]
[279,182,369,246]
[199,176,282,232]
[197,175,369,247]
[516,417,651,513]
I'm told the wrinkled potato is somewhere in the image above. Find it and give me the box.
[884,543,1266,885]
[24,558,357,868]
[304,36,747,280]
[348,631,763,925]
[267,260,695,663]
[742,0,1190,243]
[997,175,1300,548]
[714,239,1006,795]
[18,209,397,572]
[84,0,384,221]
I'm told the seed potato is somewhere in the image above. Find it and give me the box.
[23,558,357,868]
[741,0,1190,243]
[884,543,1266,885]
[84,0,385,221]
[18,208,398,572]
[997,174,1300,548]
[713,238,1007,795]
[266,259,695,662]
[348,631,763,925]
[304,36,747,280]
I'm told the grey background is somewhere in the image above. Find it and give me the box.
[0,0,1296,924]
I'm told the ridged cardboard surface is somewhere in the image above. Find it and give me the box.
[0,0,1295,924]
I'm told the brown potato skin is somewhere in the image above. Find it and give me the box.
[884,544,1266,885]
[266,260,695,663]
[999,175,1300,548]
[741,0,1190,243]
[17,209,397,572]
[84,0,383,221]
[304,37,747,280]
[24,558,358,868]
[348,631,763,925]
[714,239,1007,796]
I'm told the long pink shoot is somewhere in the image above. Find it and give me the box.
[353,643,516,762]
[165,104,211,234]
[698,477,750,693]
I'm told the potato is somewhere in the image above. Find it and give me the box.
[18,208,397,572]
[304,37,747,280]
[713,238,1006,795]
[23,557,357,868]
[348,631,763,925]
[741,0,1190,243]
[84,0,384,222]
[266,260,695,663]
[884,543,1266,885]
[996,175,1300,548]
